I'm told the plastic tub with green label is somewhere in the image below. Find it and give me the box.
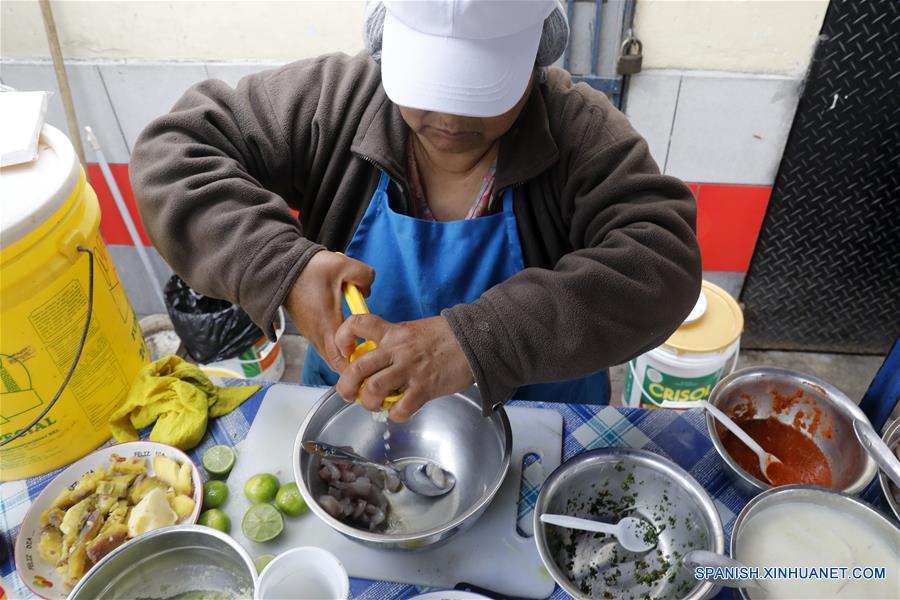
[623,281,743,409]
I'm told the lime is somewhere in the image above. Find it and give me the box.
[254,554,276,574]
[244,473,279,503]
[275,482,308,517]
[203,480,229,509]
[198,508,231,533]
[242,503,284,543]
[202,445,236,479]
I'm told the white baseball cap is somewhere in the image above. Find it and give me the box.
[381,0,557,118]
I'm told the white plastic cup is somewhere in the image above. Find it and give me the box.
[255,547,349,600]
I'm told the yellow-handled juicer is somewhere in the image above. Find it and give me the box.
[343,282,403,409]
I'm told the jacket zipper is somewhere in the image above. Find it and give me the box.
[355,152,408,206]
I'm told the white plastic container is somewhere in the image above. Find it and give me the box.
[623,281,743,409]
[256,546,349,600]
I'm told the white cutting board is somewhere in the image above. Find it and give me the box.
[223,384,562,598]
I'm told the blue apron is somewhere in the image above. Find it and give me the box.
[302,172,609,404]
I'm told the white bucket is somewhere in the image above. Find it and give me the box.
[623,281,743,409]
[202,307,286,382]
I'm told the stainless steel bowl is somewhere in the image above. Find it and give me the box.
[293,387,511,550]
[730,485,900,600]
[534,448,725,600]
[707,367,878,496]
[880,418,900,522]
[68,525,257,599]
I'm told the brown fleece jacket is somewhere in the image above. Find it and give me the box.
[130,52,702,413]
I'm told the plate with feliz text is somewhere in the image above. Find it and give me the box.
[14,441,203,599]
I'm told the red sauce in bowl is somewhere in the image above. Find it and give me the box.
[721,417,832,487]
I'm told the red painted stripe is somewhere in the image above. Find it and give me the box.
[87,163,771,272]
[86,163,152,246]
[696,183,771,272]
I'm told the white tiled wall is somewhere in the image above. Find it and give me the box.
[2,59,802,188]
[622,70,681,172]
[2,60,801,315]
[626,70,802,185]
[665,73,802,185]
[98,62,210,151]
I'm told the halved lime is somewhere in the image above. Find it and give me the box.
[203,480,229,509]
[242,503,284,543]
[275,482,308,517]
[202,445,236,478]
[244,473,279,503]
[254,554,276,574]
[198,508,231,533]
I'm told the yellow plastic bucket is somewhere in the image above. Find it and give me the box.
[1,124,149,481]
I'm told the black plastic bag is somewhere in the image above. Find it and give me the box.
[164,275,262,363]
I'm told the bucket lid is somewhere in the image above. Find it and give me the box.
[0,124,80,250]
[665,281,744,354]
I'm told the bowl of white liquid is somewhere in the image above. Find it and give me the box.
[731,485,900,599]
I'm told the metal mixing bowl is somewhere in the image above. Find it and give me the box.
[880,418,900,522]
[730,485,900,600]
[534,448,725,600]
[707,367,878,496]
[293,387,511,550]
[68,525,257,599]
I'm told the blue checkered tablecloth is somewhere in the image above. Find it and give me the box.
[1,384,885,599]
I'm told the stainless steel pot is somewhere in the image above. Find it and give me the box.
[293,387,511,550]
[533,448,725,600]
[68,525,257,600]
[706,367,878,496]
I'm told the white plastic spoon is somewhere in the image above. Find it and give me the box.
[539,513,657,553]
[662,400,789,485]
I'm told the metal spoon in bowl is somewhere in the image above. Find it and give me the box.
[302,440,456,497]
[662,400,791,486]
[539,513,657,553]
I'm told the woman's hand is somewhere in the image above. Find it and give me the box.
[333,315,475,422]
[285,251,374,374]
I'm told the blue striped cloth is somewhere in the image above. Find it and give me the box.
[1,385,886,599]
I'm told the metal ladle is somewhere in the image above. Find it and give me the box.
[302,440,456,497]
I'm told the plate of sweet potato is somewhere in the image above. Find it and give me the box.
[14,441,203,599]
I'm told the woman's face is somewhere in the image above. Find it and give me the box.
[399,78,533,155]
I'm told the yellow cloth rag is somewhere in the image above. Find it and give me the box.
[110,355,261,450]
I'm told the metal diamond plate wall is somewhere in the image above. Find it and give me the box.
[740,0,900,354]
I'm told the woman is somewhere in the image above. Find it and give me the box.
[131,0,701,421]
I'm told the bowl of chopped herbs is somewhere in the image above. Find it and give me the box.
[533,448,724,600]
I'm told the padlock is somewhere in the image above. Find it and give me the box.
[617,37,643,75]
